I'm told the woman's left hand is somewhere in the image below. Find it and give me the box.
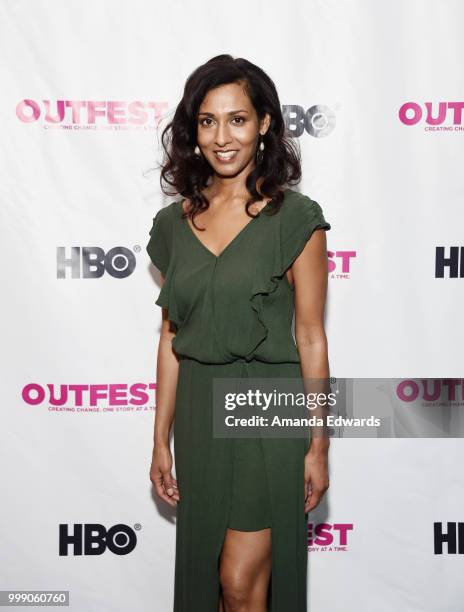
[304,445,329,513]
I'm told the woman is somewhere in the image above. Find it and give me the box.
[147,54,331,612]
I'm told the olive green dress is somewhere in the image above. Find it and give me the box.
[146,187,331,612]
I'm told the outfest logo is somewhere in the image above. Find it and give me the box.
[399,101,464,130]
[396,379,464,406]
[16,99,168,130]
[308,522,353,552]
[328,250,357,279]
[22,382,158,412]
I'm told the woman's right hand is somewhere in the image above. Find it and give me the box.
[149,444,180,507]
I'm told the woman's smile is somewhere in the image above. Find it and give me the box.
[214,150,239,163]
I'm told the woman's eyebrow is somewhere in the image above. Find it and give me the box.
[198,109,249,116]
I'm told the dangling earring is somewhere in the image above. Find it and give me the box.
[256,136,265,163]
[194,145,201,156]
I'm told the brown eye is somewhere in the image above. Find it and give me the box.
[199,118,213,127]
[232,116,245,125]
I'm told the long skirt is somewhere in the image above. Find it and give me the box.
[172,356,310,612]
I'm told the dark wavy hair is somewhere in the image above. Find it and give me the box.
[158,54,302,227]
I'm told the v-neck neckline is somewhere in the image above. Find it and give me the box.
[179,197,271,260]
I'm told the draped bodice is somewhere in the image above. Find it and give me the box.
[146,188,331,365]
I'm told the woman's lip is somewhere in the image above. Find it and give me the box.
[214,150,238,163]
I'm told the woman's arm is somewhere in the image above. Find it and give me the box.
[150,274,181,507]
[154,306,180,448]
[292,228,331,512]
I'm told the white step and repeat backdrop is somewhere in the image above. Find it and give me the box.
[1,1,462,610]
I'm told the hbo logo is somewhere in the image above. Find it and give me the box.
[57,246,136,279]
[282,104,336,138]
[59,523,137,556]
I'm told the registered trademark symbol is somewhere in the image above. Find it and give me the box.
[134,523,142,531]
[133,245,141,253]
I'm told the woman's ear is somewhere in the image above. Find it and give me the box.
[260,112,271,135]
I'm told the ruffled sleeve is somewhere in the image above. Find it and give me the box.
[146,207,181,327]
[280,194,331,272]
[146,208,170,276]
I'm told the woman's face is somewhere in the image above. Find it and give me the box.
[196,81,270,178]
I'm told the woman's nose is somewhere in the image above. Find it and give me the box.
[215,121,232,146]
